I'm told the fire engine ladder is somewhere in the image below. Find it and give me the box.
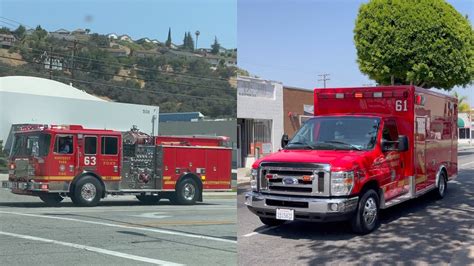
[381,176,416,209]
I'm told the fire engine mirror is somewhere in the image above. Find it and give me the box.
[281,134,289,148]
[398,135,409,152]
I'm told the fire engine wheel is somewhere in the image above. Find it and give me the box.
[136,195,161,204]
[434,171,448,199]
[174,178,199,205]
[351,189,380,234]
[39,194,64,206]
[72,176,103,207]
[259,217,286,227]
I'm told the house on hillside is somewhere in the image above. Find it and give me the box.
[136,37,151,44]
[119,34,132,42]
[72,28,87,35]
[167,50,202,60]
[133,49,161,58]
[105,47,129,57]
[151,39,162,45]
[25,29,35,36]
[0,33,17,48]
[107,33,118,40]
[49,29,75,41]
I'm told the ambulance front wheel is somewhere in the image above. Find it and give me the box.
[71,176,103,207]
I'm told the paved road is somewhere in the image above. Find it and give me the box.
[0,192,236,265]
[238,152,474,265]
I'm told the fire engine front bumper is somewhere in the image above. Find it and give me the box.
[245,192,359,222]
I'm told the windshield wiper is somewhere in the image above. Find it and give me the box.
[322,140,362,151]
[286,141,317,150]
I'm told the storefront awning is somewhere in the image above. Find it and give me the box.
[458,118,465,128]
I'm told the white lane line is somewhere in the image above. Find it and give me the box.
[460,161,474,167]
[242,226,279,237]
[3,207,235,214]
[0,231,182,266]
[0,211,237,244]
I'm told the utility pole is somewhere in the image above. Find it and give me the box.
[71,40,77,80]
[318,73,330,88]
[49,46,53,79]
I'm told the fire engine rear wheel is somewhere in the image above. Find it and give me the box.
[136,195,161,204]
[72,176,103,207]
[259,217,286,226]
[173,178,198,205]
[433,171,447,199]
[351,189,379,234]
[39,194,64,206]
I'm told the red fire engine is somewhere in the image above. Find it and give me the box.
[2,125,232,206]
[245,85,457,234]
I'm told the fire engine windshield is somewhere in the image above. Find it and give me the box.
[287,116,380,151]
[11,133,51,157]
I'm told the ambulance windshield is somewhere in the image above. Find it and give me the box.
[287,116,380,151]
[11,133,51,157]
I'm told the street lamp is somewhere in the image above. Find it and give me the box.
[195,30,200,50]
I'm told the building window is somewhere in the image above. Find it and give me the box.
[101,136,118,155]
[459,128,471,139]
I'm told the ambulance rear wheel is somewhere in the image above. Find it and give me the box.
[39,193,64,206]
[174,178,198,205]
[136,195,161,204]
[433,171,447,199]
[72,176,103,207]
[351,189,379,234]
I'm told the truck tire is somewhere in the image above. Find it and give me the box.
[174,178,199,205]
[433,171,447,199]
[39,194,64,206]
[71,176,103,207]
[259,217,286,226]
[136,195,161,204]
[351,189,379,234]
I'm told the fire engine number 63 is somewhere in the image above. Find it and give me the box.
[84,156,96,166]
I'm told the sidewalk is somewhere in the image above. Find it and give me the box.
[237,168,251,185]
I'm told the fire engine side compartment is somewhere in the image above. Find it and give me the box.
[161,145,232,191]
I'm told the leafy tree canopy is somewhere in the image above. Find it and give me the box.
[354,0,474,90]
[211,36,220,55]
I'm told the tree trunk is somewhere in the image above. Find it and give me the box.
[391,75,395,85]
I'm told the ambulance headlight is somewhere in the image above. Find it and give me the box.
[330,171,354,196]
[250,168,258,191]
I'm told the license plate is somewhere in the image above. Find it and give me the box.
[276,208,294,221]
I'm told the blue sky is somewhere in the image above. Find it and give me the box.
[0,0,236,49]
[238,0,474,106]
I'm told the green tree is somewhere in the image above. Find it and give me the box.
[211,36,220,54]
[0,27,11,34]
[13,25,26,39]
[187,32,194,51]
[166,27,172,47]
[34,25,48,39]
[354,0,474,90]
[453,92,471,112]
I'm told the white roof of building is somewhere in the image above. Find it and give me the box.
[0,76,105,101]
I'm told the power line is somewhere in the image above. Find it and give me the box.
[0,64,236,103]
[0,16,33,29]
[318,73,330,88]
[0,54,236,93]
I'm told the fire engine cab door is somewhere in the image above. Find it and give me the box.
[78,135,99,174]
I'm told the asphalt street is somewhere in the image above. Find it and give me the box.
[0,190,237,265]
[238,150,474,265]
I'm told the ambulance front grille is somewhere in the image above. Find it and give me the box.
[258,163,330,197]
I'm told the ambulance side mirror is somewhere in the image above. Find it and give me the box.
[281,134,289,148]
[398,135,409,152]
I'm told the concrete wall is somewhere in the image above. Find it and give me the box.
[0,91,159,145]
[237,77,284,154]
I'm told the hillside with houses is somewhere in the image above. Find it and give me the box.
[0,25,241,118]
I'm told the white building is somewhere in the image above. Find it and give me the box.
[0,76,159,150]
[237,76,284,168]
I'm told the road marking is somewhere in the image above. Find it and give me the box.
[0,230,182,266]
[0,206,235,214]
[132,212,171,219]
[0,211,237,244]
[242,225,280,237]
[460,161,474,167]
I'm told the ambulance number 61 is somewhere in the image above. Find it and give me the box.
[84,156,97,166]
[395,100,408,112]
